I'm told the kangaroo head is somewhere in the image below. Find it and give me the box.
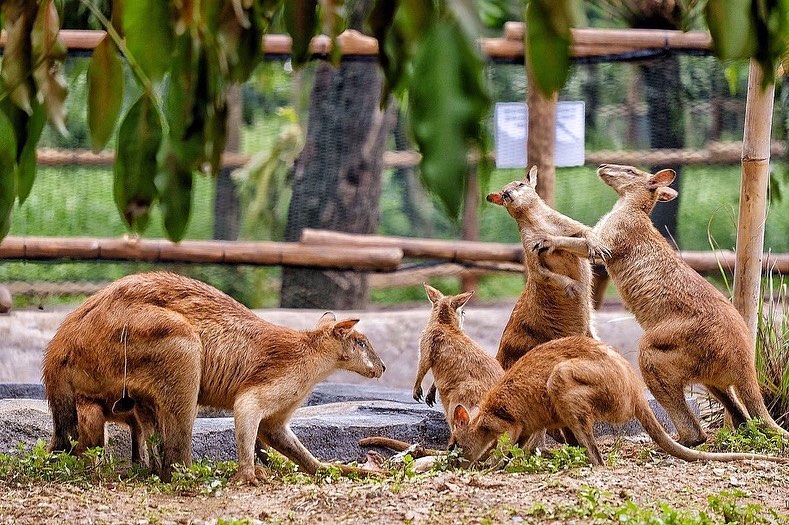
[447,403,507,463]
[424,284,474,330]
[597,164,677,210]
[486,166,543,222]
[315,312,385,379]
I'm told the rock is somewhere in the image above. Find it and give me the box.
[0,286,10,314]
[0,398,449,463]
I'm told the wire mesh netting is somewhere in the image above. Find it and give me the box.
[2,52,788,307]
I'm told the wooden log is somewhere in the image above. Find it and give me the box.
[733,60,775,342]
[0,236,403,271]
[504,23,712,50]
[299,229,524,263]
[585,142,786,167]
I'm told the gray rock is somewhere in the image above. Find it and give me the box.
[0,285,11,314]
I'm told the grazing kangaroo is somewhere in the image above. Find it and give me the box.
[593,163,789,445]
[486,166,610,371]
[42,271,386,484]
[449,336,788,466]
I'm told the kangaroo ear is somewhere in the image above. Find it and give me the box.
[656,187,678,202]
[453,404,470,427]
[451,290,475,310]
[525,165,538,188]
[486,192,505,206]
[424,283,443,305]
[647,169,676,190]
[317,312,336,328]
[332,319,359,338]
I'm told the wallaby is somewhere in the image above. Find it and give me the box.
[412,285,504,425]
[42,271,386,484]
[486,166,610,371]
[449,336,788,466]
[360,285,503,455]
[593,163,789,445]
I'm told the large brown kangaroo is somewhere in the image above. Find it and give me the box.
[42,271,386,483]
[449,336,788,466]
[486,166,609,371]
[593,163,789,445]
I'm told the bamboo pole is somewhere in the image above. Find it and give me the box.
[732,60,775,342]
[299,229,789,274]
[2,28,714,61]
[0,236,403,271]
[526,64,557,206]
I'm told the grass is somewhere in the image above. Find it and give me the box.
[705,420,788,455]
[524,486,787,524]
[756,272,789,428]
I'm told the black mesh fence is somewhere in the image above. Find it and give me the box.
[2,50,787,307]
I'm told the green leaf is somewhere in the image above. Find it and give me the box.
[230,2,266,82]
[31,0,68,136]
[0,109,18,240]
[705,0,758,61]
[114,93,163,233]
[158,149,193,242]
[165,34,204,169]
[87,35,124,152]
[123,0,174,82]
[525,0,572,96]
[409,18,490,219]
[16,99,45,204]
[0,1,37,115]
[283,0,318,68]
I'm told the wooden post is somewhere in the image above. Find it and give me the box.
[461,166,480,292]
[732,59,775,343]
[526,69,558,206]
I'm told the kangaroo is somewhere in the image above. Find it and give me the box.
[42,271,386,484]
[360,285,503,455]
[412,285,504,426]
[449,336,788,466]
[593,163,789,445]
[486,166,610,371]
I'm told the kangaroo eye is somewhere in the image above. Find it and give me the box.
[357,340,367,349]
[517,182,526,187]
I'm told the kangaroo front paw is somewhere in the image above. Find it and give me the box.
[412,386,423,402]
[565,282,582,297]
[425,390,436,407]
[532,238,554,255]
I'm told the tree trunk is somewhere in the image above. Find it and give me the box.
[213,85,242,240]
[641,56,684,243]
[280,58,390,308]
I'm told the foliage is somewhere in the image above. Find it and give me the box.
[706,419,788,455]
[756,271,789,428]
[487,433,591,473]
[169,459,238,495]
[524,485,786,524]
[0,440,136,485]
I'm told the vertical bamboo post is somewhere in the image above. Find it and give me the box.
[732,59,775,343]
[526,71,558,206]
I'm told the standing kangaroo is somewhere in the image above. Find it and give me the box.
[42,272,386,484]
[449,336,788,466]
[486,166,610,370]
[411,285,504,426]
[360,285,502,454]
[593,164,789,445]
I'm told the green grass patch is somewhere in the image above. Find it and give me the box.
[485,433,591,474]
[524,486,786,524]
[706,420,788,455]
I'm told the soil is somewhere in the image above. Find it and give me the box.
[1,440,787,524]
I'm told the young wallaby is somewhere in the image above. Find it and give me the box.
[486,166,610,370]
[359,285,503,455]
[449,336,788,466]
[412,285,504,426]
[593,163,789,445]
[42,271,386,484]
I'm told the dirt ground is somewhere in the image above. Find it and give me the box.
[1,440,787,525]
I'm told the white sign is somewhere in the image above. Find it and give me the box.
[494,101,585,168]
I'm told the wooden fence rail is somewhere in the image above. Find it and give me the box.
[0,236,403,271]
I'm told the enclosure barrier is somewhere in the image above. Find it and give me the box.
[298,229,789,275]
[0,236,403,271]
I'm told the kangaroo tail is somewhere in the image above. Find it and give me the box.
[359,436,441,457]
[634,397,788,464]
[735,378,789,438]
[42,360,78,452]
